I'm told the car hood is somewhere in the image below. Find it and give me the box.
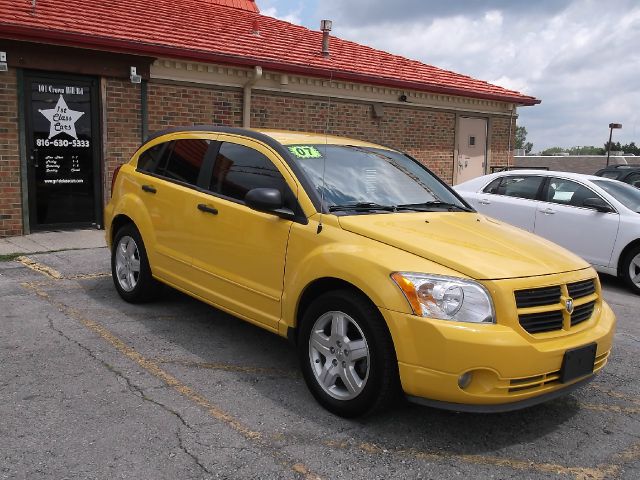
[338,212,590,280]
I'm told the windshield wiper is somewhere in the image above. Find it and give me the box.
[329,202,397,212]
[396,201,474,212]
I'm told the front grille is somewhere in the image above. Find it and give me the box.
[514,286,561,308]
[519,310,564,333]
[568,279,596,299]
[571,301,595,326]
[507,351,609,394]
[515,278,598,334]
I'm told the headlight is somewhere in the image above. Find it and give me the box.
[391,272,495,323]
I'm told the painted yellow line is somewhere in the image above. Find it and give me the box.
[590,384,640,406]
[23,284,322,480]
[324,439,640,480]
[156,358,299,378]
[580,402,640,415]
[18,256,63,279]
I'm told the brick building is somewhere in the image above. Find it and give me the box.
[0,0,539,237]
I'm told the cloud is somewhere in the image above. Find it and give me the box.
[260,5,302,25]
[313,0,640,151]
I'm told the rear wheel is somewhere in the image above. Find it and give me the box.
[112,224,159,303]
[298,290,399,417]
[621,246,640,294]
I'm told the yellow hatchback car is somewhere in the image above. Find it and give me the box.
[105,127,615,417]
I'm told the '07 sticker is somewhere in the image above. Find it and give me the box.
[288,145,323,159]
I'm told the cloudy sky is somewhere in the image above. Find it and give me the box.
[259,0,639,153]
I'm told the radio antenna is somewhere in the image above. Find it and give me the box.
[317,68,333,234]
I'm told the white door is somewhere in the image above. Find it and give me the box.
[455,117,487,185]
[534,177,619,267]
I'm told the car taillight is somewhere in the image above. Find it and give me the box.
[110,164,123,198]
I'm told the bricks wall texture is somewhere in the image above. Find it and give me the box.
[251,94,457,182]
[105,79,141,200]
[0,68,22,237]
[1,77,516,236]
[490,116,516,169]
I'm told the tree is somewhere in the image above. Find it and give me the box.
[604,141,640,156]
[540,147,566,156]
[515,126,533,154]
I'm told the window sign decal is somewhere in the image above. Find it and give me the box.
[288,145,323,159]
[28,78,97,226]
[39,94,85,139]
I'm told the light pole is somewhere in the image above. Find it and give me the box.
[606,123,622,166]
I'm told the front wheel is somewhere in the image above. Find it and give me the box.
[621,246,640,294]
[298,290,400,417]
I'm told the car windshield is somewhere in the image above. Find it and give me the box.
[593,179,640,212]
[288,144,470,212]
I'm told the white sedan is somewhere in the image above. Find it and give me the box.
[455,170,640,294]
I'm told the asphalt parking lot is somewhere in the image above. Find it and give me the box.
[1,246,638,479]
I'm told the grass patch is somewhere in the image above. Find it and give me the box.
[0,253,24,262]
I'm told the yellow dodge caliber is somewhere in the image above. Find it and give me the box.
[105,126,615,417]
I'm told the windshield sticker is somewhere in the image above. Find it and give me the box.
[288,145,323,159]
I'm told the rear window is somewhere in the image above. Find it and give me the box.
[155,139,212,187]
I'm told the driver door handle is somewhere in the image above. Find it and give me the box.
[478,199,491,205]
[141,185,156,194]
[540,208,556,215]
[197,203,218,215]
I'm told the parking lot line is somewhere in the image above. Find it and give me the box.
[324,439,640,480]
[15,260,639,479]
[155,358,299,378]
[18,256,63,279]
[21,282,323,480]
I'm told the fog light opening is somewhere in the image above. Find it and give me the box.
[458,372,473,390]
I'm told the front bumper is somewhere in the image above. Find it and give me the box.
[380,300,615,408]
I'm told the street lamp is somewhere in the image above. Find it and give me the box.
[606,123,623,166]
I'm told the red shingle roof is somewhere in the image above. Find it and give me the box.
[0,0,539,105]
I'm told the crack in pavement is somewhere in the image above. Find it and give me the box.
[23,282,323,480]
[43,312,215,477]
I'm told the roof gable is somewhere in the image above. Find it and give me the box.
[0,0,539,105]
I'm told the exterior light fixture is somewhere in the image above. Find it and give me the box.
[0,52,7,72]
[130,66,142,84]
[606,122,623,166]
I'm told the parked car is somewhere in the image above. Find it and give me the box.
[105,128,614,417]
[455,170,640,294]
[594,164,640,188]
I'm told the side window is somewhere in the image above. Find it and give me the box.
[483,178,502,194]
[600,171,621,179]
[544,178,599,207]
[157,139,211,186]
[497,176,543,200]
[136,143,165,173]
[211,142,286,201]
[625,173,640,188]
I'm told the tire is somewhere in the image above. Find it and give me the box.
[111,224,159,303]
[298,290,400,417]
[621,245,640,295]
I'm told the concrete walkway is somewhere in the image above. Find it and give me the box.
[0,229,106,256]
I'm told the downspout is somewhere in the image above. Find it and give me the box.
[243,66,263,128]
[507,104,515,167]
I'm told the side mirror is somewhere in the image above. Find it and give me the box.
[583,197,614,213]
[245,188,296,220]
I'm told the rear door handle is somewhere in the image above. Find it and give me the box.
[540,208,556,215]
[141,185,156,194]
[478,199,491,205]
[197,203,218,215]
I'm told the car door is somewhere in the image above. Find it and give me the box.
[470,175,544,231]
[534,177,620,267]
[185,135,299,331]
[134,136,217,285]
